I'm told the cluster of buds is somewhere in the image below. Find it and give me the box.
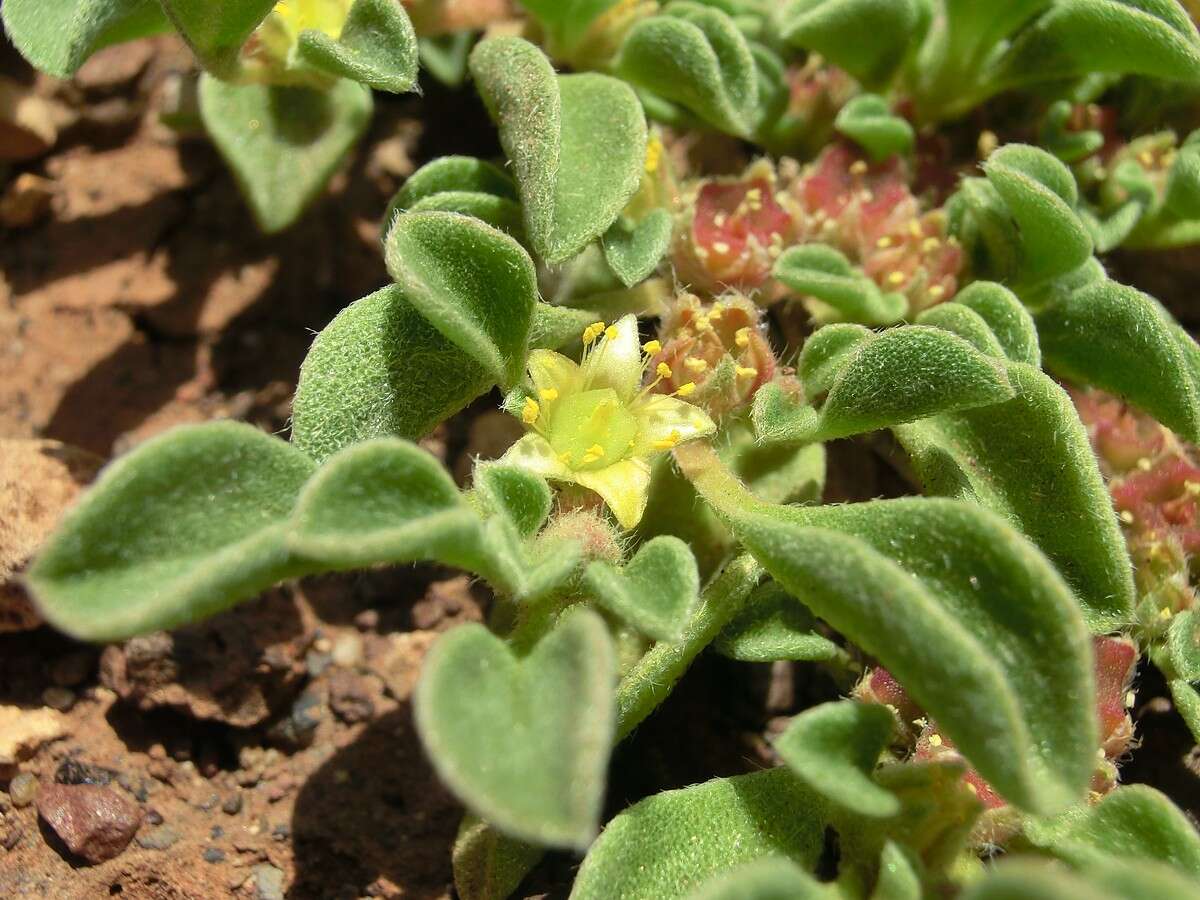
[856,635,1139,844]
[671,145,963,317]
[1095,132,1184,211]
[766,56,859,158]
[1073,387,1200,617]
[646,293,778,418]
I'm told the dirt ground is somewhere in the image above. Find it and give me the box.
[2,34,1199,900]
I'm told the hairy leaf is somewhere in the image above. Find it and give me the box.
[296,0,419,93]
[774,244,907,326]
[2,0,168,77]
[583,536,699,642]
[570,768,827,900]
[415,608,616,850]
[160,0,275,75]
[774,701,900,818]
[796,324,876,398]
[834,94,914,162]
[27,422,316,642]
[781,0,921,87]
[198,75,372,233]
[473,465,554,540]
[952,281,1040,367]
[604,209,673,287]
[715,580,843,663]
[519,0,622,53]
[686,858,835,900]
[470,36,646,264]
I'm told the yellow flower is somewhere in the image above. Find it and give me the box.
[501,315,716,529]
[253,0,351,68]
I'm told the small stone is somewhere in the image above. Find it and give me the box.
[116,772,151,803]
[37,783,141,864]
[56,759,116,786]
[145,809,163,826]
[331,634,363,668]
[210,825,224,840]
[328,671,375,725]
[252,863,285,900]
[0,706,67,768]
[42,686,76,712]
[354,610,379,631]
[9,773,39,807]
[271,823,290,841]
[2,825,22,851]
[203,847,226,864]
[221,793,243,815]
[267,692,322,749]
[0,173,54,228]
[304,650,332,678]
[135,825,181,851]
[49,651,95,687]
[73,42,154,94]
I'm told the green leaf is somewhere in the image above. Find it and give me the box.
[27,422,316,642]
[296,0,419,93]
[873,841,921,900]
[991,0,1200,91]
[1166,134,1200,219]
[2,0,168,77]
[774,244,908,326]
[291,286,492,462]
[473,464,553,540]
[160,0,276,76]
[715,580,844,663]
[1169,679,1200,744]
[415,608,616,850]
[419,31,475,88]
[774,701,900,818]
[781,0,921,87]
[834,94,915,162]
[570,767,828,900]
[453,814,547,900]
[686,858,836,900]
[894,362,1135,632]
[617,3,759,136]
[470,36,646,264]
[796,323,876,398]
[519,0,622,54]
[391,156,518,210]
[951,281,1040,367]
[583,536,699,642]
[1034,278,1200,443]
[603,209,673,287]
[960,860,1119,900]
[1026,785,1200,879]
[384,210,537,390]
[915,304,1007,359]
[198,75,373,233]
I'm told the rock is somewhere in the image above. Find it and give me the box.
[100,589,314,727]
[328,671,375,725]
[0,173,54,228]
[267,692,322,749]
[0,439,103,633]
[377,632,438,701]
[37,783,141,864]
[331,633,363,668]
[135,825,180,850]
[253,863,286,900]
[55,759,117,786]
[221,793,243,815]
[1,823,22,851]
[41,686,75,711]
[0,77,71,161]
[0,705,67,772]
[203,847,226,864]
[410,576,484,632]
[9,773,39,807]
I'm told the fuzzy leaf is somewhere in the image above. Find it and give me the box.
[1026,785,1200,879]
[160,0,275,75]
[960,861,1119,900]
[686,858,835,900]
[834,94,915,162]
[198,75,372,233]
[721,496,1095,815]
[992,0,1200,90]
[291,286,493,462]
[520,0,622,53]
[604,209,673,287]
[1035,278,1200,443]
[781,0,921,87]
[391,156,517,210]
[952,281,1040,367]
[617,3,759,136]
[796,324,876,398]
[774,244,907,326]
[470,36,646,264]
[873,842,921,900]
[583,536,700,642]
[27,422,316,642]
[894,362,1135,632]
[715,581,843,663]
[419,32,475,87]
[774,701,900,818]
[474,465,553,540]
[384,210,537,390]
[453,814,547,900]
[2,0,168,77]
[407,192,526,238]
[415,608,616,850]
[1169,679,1200,744]
[570,767,827,900]
[915,305,1007,359]
[296,0,419,93]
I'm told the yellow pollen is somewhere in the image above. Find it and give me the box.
[712,241,731,255]
[735,327,751,348]
[1124,690,1136,709]
[1138,150,1155,167]
[559,451,572,464]
[928,733,943,748]
[604,325,619,341]
[713,212,728,228]
[921,237,941,252]
[849,160,868,176]
[887,270,906,285]
[685,358,708,373]
[582,322,606,344]
[539,388,559,402]
[645,137,663,174]
[653,430,682,450]
[1186,481,1200,496]
[695,315,713,332]
[582,444,605,463]
[642,339,662,355]
[1120,510,1136,524]
[708,305,723,321]
[736,366,758,378]
[965,781,978,796]
[675,382,696,397]
[1160,606,1173,620]
[907,220,923,238]
[522,397,540,424]
[876,236,894,249]
[928,284,946,299]
[656,362,673,378]
[1136,457,1152,471]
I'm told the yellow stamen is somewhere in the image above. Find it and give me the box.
[604,325,619,341]
[582,322,606,344]
[736,366,758,378]
[887,270,906,286]
[656,362,673,379]
[876,236,894,249]
[685,358,708,374]
[708,305,723,321]
[735,327,750,348]
[652,430,682,450]
[645,137,663,174]
[522,397,540,424]
[694,314,713,332]
[675,382,696,397]
[907,220,922,238]
[928,284,946,299]
[642,339,662,355]
[928,733,943,748]
[921,237,941,252]
[582,444,606,464]
[711,241,731,255]
[1120,510,1135,525]
[539,388,559,402]
[849,160,868,176]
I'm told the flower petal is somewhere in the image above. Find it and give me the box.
[574,458,652,530]
[528,350,582,398]
[581,314,642,401]
[631,394,716,455]
[499,433,573,481]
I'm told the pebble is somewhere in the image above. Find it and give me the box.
[37,783,141,864]
[9,773,39,807]
[267,693,322,749]
[0,173,54,228]
[354,609,379,631]
[2,824,22,851]
[41,686,76,711]
[331,633,363,668]
[0,706,67,769]
[56,759,117,786]
[328,672,375,724]
[304,650,332,678]
[221,793,243,815]
[135,825,181,851]
[203,847,226,864]
[253,863,285,900]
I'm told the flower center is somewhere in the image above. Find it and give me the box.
[547,388,639,471]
